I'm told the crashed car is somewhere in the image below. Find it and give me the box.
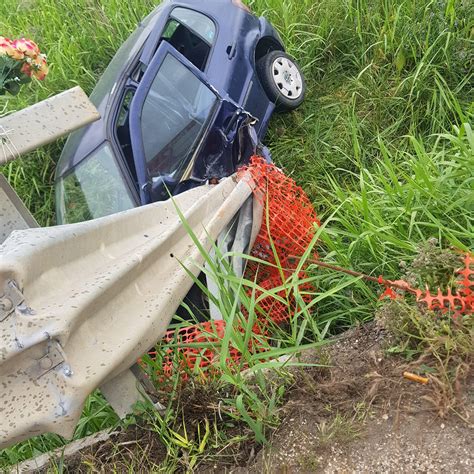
[55,0,305,224]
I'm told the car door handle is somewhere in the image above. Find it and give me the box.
[226,43,237,59]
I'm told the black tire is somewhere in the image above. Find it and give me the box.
[257,51,306,111]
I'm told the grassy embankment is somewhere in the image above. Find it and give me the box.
[1,0,472,469]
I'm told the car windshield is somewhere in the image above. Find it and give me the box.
[56,144,135,224]
[139,53,217,180]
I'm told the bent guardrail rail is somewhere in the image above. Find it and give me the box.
[0,174,253,449]
[0,86,99,165]
[0,174,38,245]
[0,87,258,449]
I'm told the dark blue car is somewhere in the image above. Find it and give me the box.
[55,0,305,224]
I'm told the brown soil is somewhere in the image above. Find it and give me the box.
[44,427,168,473]
[246,322,473,473]
[28,323,473,473]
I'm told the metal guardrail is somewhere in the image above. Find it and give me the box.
[0,175,253,448]
[0,86,99,165]
[0,174,38,245]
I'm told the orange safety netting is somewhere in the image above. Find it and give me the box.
[453,252,473,310]
[240,156,319,325]
[155,157,320,379]
[158,320,239,380]
[379,252,473,318]
[416,253,473,317]
[239,156,320,270]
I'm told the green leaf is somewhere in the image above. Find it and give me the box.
[4,81,20,95]
[235,394,266,443]
[395,49,406,72]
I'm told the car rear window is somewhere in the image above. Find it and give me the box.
[170,8,216,44]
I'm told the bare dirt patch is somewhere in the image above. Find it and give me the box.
[249,322,473,473]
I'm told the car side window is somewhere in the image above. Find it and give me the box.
[139,53,216,180]
[170,8,216,44]
[161,8,216,71]
[57,145,135,223]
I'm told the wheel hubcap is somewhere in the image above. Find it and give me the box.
[271,57,303,99]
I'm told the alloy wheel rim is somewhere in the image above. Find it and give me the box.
[271,57,303,99]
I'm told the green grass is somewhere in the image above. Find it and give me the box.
[1,0,473,469]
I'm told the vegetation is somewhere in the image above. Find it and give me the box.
[0,0,472,470]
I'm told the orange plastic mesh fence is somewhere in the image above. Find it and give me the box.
[240,156,320,272]
[155,157,320,378]
[456,253,474,308]
[380,252,473,318]
[240,156,319,325]
[417,253,473,317]
[157,320,242,380]
[246,272,315,325]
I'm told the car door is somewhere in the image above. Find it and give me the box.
[129,41,248,205]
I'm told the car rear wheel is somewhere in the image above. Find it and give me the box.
[257,51,305,111]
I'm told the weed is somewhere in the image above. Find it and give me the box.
[377,295,473,418]
[315,411,362,445]
[399,238,463,289]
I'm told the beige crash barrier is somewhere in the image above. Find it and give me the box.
[0,86,99,165]
[0,175,253,449]
[0,175,38,245]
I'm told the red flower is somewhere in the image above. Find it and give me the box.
[0,36,16,57]
[12,38,39,58]
[20,61,33,77]
[30,55,49,80]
